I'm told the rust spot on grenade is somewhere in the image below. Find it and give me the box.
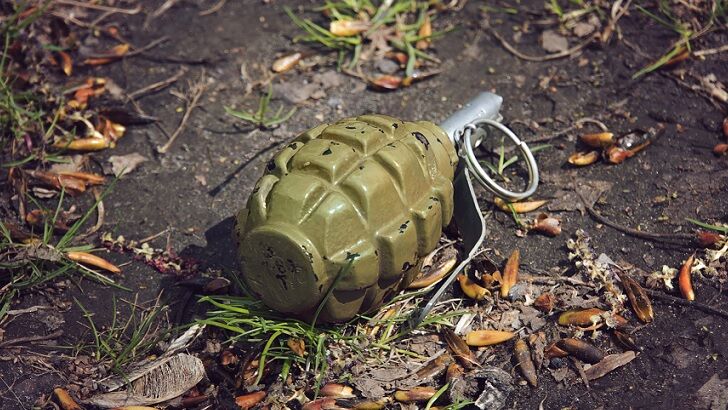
[236,115,458,322]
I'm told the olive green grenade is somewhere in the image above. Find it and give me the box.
[235,93,540,323]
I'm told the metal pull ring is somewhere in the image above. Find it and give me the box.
[461,119,539,202]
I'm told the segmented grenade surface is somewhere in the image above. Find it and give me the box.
[236,114,458,322]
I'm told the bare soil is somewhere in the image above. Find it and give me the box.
[2,0,727,409]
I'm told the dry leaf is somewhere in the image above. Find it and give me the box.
[442,328,478,369]
[619,273,653,323]
[500,249,520,298]
[584,351,636,380]
[107,153,148,177]
[465,330,515,347]
[86,353,206,408]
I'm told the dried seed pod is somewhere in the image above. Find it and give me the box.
[408,253,457,289]
[613,330,640,351]
[619,273,653,323]
[544,342,568,359]
[66,251,121,274]
[580,132,614,148]
[302,397,338,410]
[369,74,403,91]
[329,20,370,37]
[568,150,600,166]
[556,338,604,364]
[604,145,634,164]
[533,293,555,314]
[494,197,548,213]
[458,274,489,301]
[393,386,436,403]
[584,351,636,381]
[713,143,728,155]
[351,398,389,410]
[272,52,302,73]
[678,253,695,301]
[482,270,502,289]
[220,350,239,366]
[235,391,266,409]
[557,308,605,327]
[26,170,87,196]
[442,328,478,369]
[514,339,537,387]
[53,137,112,151]
[57,171,106,185]
[696,230,723,248]
[287,338,306,357]
[416,15,432,50]
[321,383,355,398]
[531,213,561,237]
[465,330,515,347]
[445,362,464,383]
[54,388,81,410]
[500,249,520,298]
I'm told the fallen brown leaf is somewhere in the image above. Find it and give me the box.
[500,249,519,298]
[442,328,478,369]
[584,351,636,380]
[619,273,653,323]
[465,330,515,347]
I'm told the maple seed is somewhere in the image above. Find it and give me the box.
[458,274,489,301]
[500,249,520,298]
[619,273,653,323]
[556,338,604,364]
[465,330,515,347]
[678,253,696,301]
[568,150,600,166]
[394,386,437,403]
[557,308,605,327]
[235,391,266,410]
[514,339,537,387]
[580,132,615,148]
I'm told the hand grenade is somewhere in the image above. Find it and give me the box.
[235,93,540,323]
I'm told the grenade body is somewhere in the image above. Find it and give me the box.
[235,114,458,322]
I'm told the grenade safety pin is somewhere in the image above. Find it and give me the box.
[235,92,539,326]
[409,92,540,330]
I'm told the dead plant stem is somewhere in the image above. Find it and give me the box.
[157,74,208,154]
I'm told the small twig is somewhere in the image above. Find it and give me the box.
[127,36,169,58]
[139,228,171,244]
[575,187,695,244]
[146,0,182,27]
[87,188,104,236]
[521,117,608,145]
[54,0,141,14]
[157,73,208,154]
[644,289,728,320]
[693,44,728,57]
[128,68,187,100]
[199,0,227,16]
[0,330,64,349]
[486,22,598,62]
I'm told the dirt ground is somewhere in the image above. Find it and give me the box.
[2,0,727,409]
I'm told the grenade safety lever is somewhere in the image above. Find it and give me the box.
[407,92,539,331]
